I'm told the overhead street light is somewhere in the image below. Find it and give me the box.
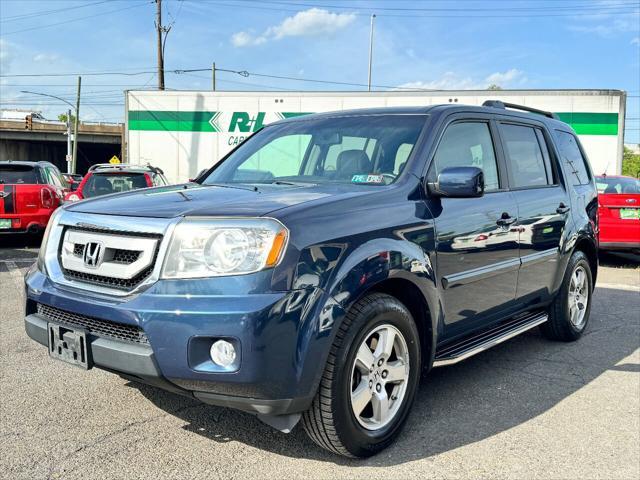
[20,89,78,174]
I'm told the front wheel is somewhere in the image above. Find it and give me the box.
[302,293,421,457]
[541,250,593,342]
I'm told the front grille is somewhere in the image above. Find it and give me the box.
[61,227,161,292]
[62,262,156,290]
[72,244,142,265]
[112,249,142,264]
[37,303,149,344]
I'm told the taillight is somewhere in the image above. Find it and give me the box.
[41,187,54,208]
[144,173,153,187]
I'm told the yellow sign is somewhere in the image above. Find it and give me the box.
[109,155,120,164]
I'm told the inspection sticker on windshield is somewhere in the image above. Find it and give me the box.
[352,174,384,184]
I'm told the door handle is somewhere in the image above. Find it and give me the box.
[496,212,517,226]
[556,202,571,214]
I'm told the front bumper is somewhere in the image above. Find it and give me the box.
[24,268,338,417]
[0,212,50,233]
[24,313,310,415]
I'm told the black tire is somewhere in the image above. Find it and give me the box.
[540,250,593,342]
[302,293,421,458]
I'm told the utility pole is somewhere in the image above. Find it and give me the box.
[368,14,376,92]
[156,0,165,90]
[66,108,72,173]
[212,62,216,91]
[72,76,81,174]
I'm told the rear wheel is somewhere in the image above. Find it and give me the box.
[302,293,421,457]
[541,250,593,341]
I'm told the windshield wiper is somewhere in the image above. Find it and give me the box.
[268,180,316,186]
[199,182,259,192]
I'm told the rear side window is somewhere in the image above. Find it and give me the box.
[0,165,40,184]
[432,122,500,191]
[555,131,591,186]
[500,124,551,188]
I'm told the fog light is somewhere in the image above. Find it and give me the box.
[210,340,236,367]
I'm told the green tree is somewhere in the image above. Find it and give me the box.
[487,84,502,90]
[622,146,640,178]
[58,112,76,125]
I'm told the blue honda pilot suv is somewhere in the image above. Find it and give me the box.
[25,101,598,457]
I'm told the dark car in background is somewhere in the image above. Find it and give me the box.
[0,160,67,234]
[25,102,598,457]
[64,163,168,202]
[595,174,640,252]
[61,173,83,191]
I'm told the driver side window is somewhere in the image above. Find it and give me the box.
[238,134,312,180]
[432,122,500,192]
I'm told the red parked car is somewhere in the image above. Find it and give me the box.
[596,175,640,252]
[0,160,68,234]
[64,163,168,202]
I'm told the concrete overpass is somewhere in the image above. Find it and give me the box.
[0,118,123,174]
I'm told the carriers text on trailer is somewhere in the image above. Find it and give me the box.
[124,90,626,184]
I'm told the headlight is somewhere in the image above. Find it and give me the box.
[161,218,288,279]
[37,207,62,273]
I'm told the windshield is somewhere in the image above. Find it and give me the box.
[83,172,149,198]
[0,165,40,184]
[202,114,427,186]
[596,176,640,194]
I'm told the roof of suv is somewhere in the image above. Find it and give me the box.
[0,160,58,168]
[274,103,571,131]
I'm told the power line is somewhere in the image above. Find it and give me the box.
[0,0,111,23]
[197,0,639,17]
[1,1,153,36]
[233,0,640,12]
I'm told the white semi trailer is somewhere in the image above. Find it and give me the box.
[125,90,626,183]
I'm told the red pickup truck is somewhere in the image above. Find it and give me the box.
[0,161,68,234]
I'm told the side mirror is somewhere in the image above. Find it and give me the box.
[430,166,484,198]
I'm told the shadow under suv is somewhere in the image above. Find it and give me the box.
[24,101,598,457]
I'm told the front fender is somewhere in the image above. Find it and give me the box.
[290,234,439,402]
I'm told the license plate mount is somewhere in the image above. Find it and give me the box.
[48,323,92,369]
[0,219,11,229]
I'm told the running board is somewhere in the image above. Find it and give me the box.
[433,311,548,367]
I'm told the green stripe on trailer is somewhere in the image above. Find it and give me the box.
[128,111,218,132]
[555,112,618,135]
[280,112,313,119]
[127,110,619,136]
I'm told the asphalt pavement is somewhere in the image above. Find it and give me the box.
[1,242,638,479]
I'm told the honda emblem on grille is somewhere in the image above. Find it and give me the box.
[83,241,104,268]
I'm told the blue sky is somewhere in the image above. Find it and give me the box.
[1,0,639,142]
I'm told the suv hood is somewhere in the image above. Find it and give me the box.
[65,183,375,218]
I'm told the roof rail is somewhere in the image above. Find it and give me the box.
[482,100,559,120]
[88,163,150,172]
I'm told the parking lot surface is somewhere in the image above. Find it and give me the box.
[1,242,638,479]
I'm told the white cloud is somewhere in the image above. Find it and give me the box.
[632,37,640,46]
[396,69,526,91]
[231,31,266,47]
[231,8,356,47]
[569,18,639,38]
[33,53,59,63]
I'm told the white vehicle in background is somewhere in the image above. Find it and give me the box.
[125,90,626,184]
